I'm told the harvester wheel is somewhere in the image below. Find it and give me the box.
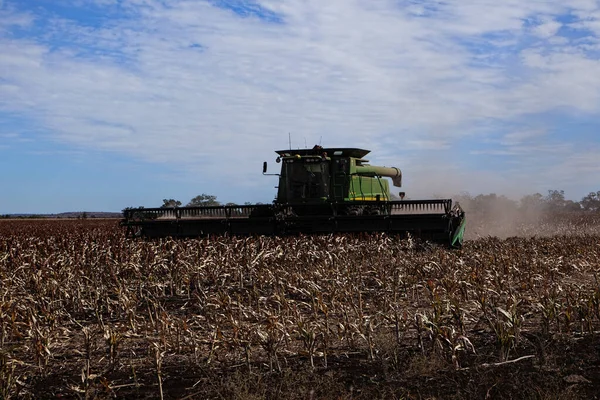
[365,207,382,216]
[345,207,360,216]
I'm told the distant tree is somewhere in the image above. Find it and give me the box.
[581,191,600,212]
[161,199,182,208]
[563,200,582,212]
[545,190,566,210]
[520,193,545,212]
[187,194,220,207]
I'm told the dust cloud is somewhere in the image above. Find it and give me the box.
[455,196,546,239]
[396,159,600,240]
[461,207,600,240]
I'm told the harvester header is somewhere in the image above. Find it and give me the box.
[122,145,465,247]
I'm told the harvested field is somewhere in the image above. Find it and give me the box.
[1,218,600,399]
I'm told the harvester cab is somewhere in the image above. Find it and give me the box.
[272,146,401,206]
[122,145,466,247]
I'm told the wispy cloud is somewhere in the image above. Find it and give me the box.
[406,140,451,150]
[500,129,547,146]
[1,0,599,202]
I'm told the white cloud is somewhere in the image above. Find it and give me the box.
[0,0,600,199]
[0,7,33,32]
[532,19,562,38]
[572,8,600,34]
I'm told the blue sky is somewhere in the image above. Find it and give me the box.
[1,0,600,213]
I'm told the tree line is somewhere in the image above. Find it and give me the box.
[161,194,260,208]
[454,190,600,214]
[161,194,220,208]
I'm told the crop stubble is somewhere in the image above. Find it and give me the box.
[1,218,600,399]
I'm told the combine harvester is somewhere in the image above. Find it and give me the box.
[122,146,466,247]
